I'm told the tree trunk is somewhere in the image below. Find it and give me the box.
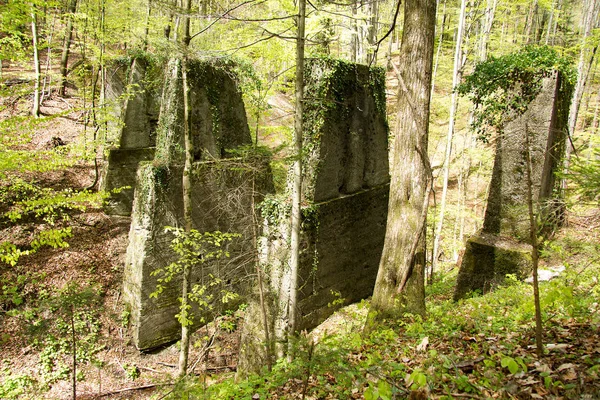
[366,0,436,325]
[430,0,446,103]
[524,0,538,43]
[178,0,193,378]
[588,89,600,158]
[41,10,55,106]
[70,305,77,400]
[288,0,306,359]
[366,0,379,65]
[431,0,466,281]
[31,4,41,117]
[524,123,544,357]
[478,0,497,61]
[143,0,151,51]
[59,0,78,97]
[562,0,597,189]
[350,1,358,62]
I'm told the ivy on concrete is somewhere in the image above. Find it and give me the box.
[458,46,575,142]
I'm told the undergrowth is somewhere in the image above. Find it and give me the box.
[165,229,600,399]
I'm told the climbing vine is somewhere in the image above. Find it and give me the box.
[457,46,575,141]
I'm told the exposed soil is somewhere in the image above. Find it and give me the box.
[0,86,242,399]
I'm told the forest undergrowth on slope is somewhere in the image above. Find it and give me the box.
[177,207,600,400]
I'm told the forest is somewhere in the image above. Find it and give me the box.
[1,0,600,398]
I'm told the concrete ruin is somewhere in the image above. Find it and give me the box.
[109,56,390,352]
[239,59,390,373]
[121,58,273,350]
[100,57,160,215]
[454,73,572,300]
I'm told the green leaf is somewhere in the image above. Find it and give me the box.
[377,380,392,400]
[501,357,519,374]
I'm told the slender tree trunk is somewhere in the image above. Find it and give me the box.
[589,90,600,158]
[430,0,446,103]
[351,1,358,62]
[143,0,151,51]
[366,0,436,325]
[524,0,538,43]
[31,4,41,117]
[251,176,272,371]
[288,0,306,360]
[562,0,598,188]
[366,0,379,64]
[70,305,77,400]
[479,0,497,61]
[59,0,78,97]
[178,0,193,379]
[431,0,466,281]
[524,123,544,357]
[41,10,56,105]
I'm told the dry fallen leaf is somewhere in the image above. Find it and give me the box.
[546,343,570,352]
[562,369,578,381]
[416,336,429,352]
[556,363,577,372]
[535,363,552,373]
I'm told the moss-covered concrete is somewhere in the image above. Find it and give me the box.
[455,73,572,300]
[101,56,162,215]
[454,233,532,300]
[239,59,390,374]
[122,58,270,350]
[124,160,272,350]
[154,59,252,165]
[100,148,155,215]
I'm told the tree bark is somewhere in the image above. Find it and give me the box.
[350,1,358,62]
[431,0,466,281]
[430,0,446,103]
[524,123,544,357]
[366,0,379,65]
[59,0,78,97]
[562,0,598,189]
[31,4,41,117]
[178,0,193,378]
[367,0,436,325]
[288,0,306,359]
[478,0,497,61]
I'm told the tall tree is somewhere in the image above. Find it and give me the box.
[562,0,599,188]
[431,0,467,281]
[31,2,41,117]
[288,0,306,358]
[178,0,193,378]
[59,0,78,97]
[367,0,436,325]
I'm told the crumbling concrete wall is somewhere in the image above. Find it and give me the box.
[124,161,271,350]
[239,59,390,373]
[100,57,160,215]
[123,58,272,350]
[454,73,572,300]
[155,59,252,164]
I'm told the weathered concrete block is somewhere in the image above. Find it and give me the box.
[155,59,252,164]
[455,73,572,300]
[239,59,390,374]
[302,58,389,202]
[124,160,272,350]
[101,56,161,215]
[121,58,270,350]
[103,56,161,148]
[296,185,389,330]
[454,233,532,300]
[101,148,155,216]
